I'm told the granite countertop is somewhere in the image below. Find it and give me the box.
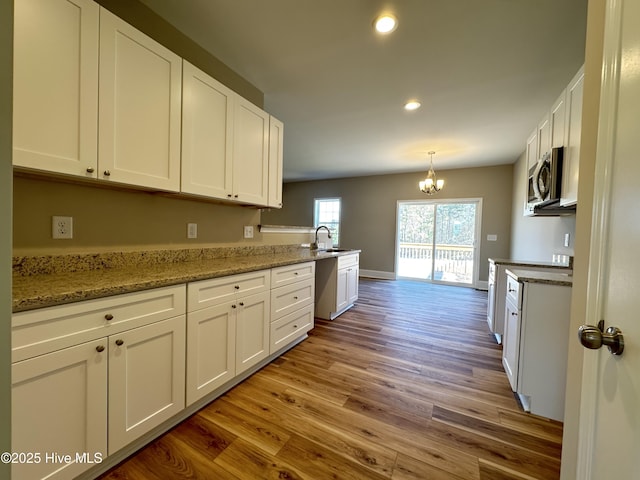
[505,268,573,287]
[489,257,573,270]
[12,246,361,313]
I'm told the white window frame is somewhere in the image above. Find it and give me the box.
[313,197,341,247]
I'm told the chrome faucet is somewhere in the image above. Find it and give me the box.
[312,225,332,250]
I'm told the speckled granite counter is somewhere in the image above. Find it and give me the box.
[489,257,573,270]
[505,268,573,287]
[13,245,360,312]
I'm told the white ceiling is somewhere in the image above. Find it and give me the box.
[140,0,588,181]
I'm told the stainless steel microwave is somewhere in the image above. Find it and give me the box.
[525,147,564,215]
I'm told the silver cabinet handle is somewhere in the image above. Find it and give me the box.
[578,321,624,356]
[86,167,95,173]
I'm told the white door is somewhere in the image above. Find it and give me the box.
[98,7,182,191]
[186,302,236,406]
[235,291,270,375]
[12,339,107,480]
[181,60,234,199]
[232,97,269,205]
[576,0,640,476]
[108,316,185,454]
[13,0,99,177]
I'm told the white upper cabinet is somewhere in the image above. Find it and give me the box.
[536,112,551,161]
[181,60,234,198]
[560,65,585,206]
[233,97,270,205]
[181,61,273,206]
[550,89,567,149]
[98,7,182,192]
[13,0,99,177]
[268,116,284,208]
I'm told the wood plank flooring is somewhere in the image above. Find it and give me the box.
[100,278,563,480]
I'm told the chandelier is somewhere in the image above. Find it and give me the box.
[418,151,444,194]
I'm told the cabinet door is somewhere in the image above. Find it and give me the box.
[346,266,359,305]
[525,129,538,170]
[537,112,551,160]
[502,300,521,392]
[233,97,270,205]
[561,66,585,206]
[235,291,270,375]
[13,0,99,177]
[12,339,107,480]
[108,316,186,454]
[268,115,284,208]
[181,61,234,199]
[550,89,567,149]
[186,303,236,406]
[336,267,349,313]
[98,8,182,192]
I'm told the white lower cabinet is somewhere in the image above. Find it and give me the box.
[11,285,186,480]
[501,270,572,421]
[315,253,359,320]
[270,262,315,354]
[186,301,236,406]
[235,291,271,374]
[108,316,186,454]
[186,270,271,405]
[12,262,317,478]
[12,339,107,480]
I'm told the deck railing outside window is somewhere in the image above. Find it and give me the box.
[398,242,474,283]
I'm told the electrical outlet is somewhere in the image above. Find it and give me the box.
[244,225,254,239]
[187,223,198,239]
[52,216,73,239]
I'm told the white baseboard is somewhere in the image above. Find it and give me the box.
[476,280,488,291]
[359,269,395,280]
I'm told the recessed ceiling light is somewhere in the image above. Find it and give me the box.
[404,100,421,111]
[374,14,398,34]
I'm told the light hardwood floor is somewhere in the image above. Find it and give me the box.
[100,278,563,480]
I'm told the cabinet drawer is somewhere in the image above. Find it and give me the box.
[270,304,314,354]
[506,274,521,307]
[271,262,315,288]
[338,254,359,269]
[188,269,270,311]
[271,278,314,321]
[12,284,186,363]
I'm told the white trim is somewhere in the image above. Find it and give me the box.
[359,269,395,280]
[576,0,622,478]
[476,280,488,291]
[258,225,315,234]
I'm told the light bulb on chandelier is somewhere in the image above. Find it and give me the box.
[418,151,444,194]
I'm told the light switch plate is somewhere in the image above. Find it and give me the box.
[244,225,254,239]
[487,234,498,241]
[187,223,198,239]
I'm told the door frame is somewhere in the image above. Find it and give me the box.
[394,198,483,288]
[575,0,622,476]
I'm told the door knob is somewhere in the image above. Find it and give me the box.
[578,322,624,356]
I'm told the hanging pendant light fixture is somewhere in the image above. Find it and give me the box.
[419,151,444,194]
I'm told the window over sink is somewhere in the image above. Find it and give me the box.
[314,197,341,247]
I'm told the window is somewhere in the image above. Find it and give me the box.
[314,198,341,246]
